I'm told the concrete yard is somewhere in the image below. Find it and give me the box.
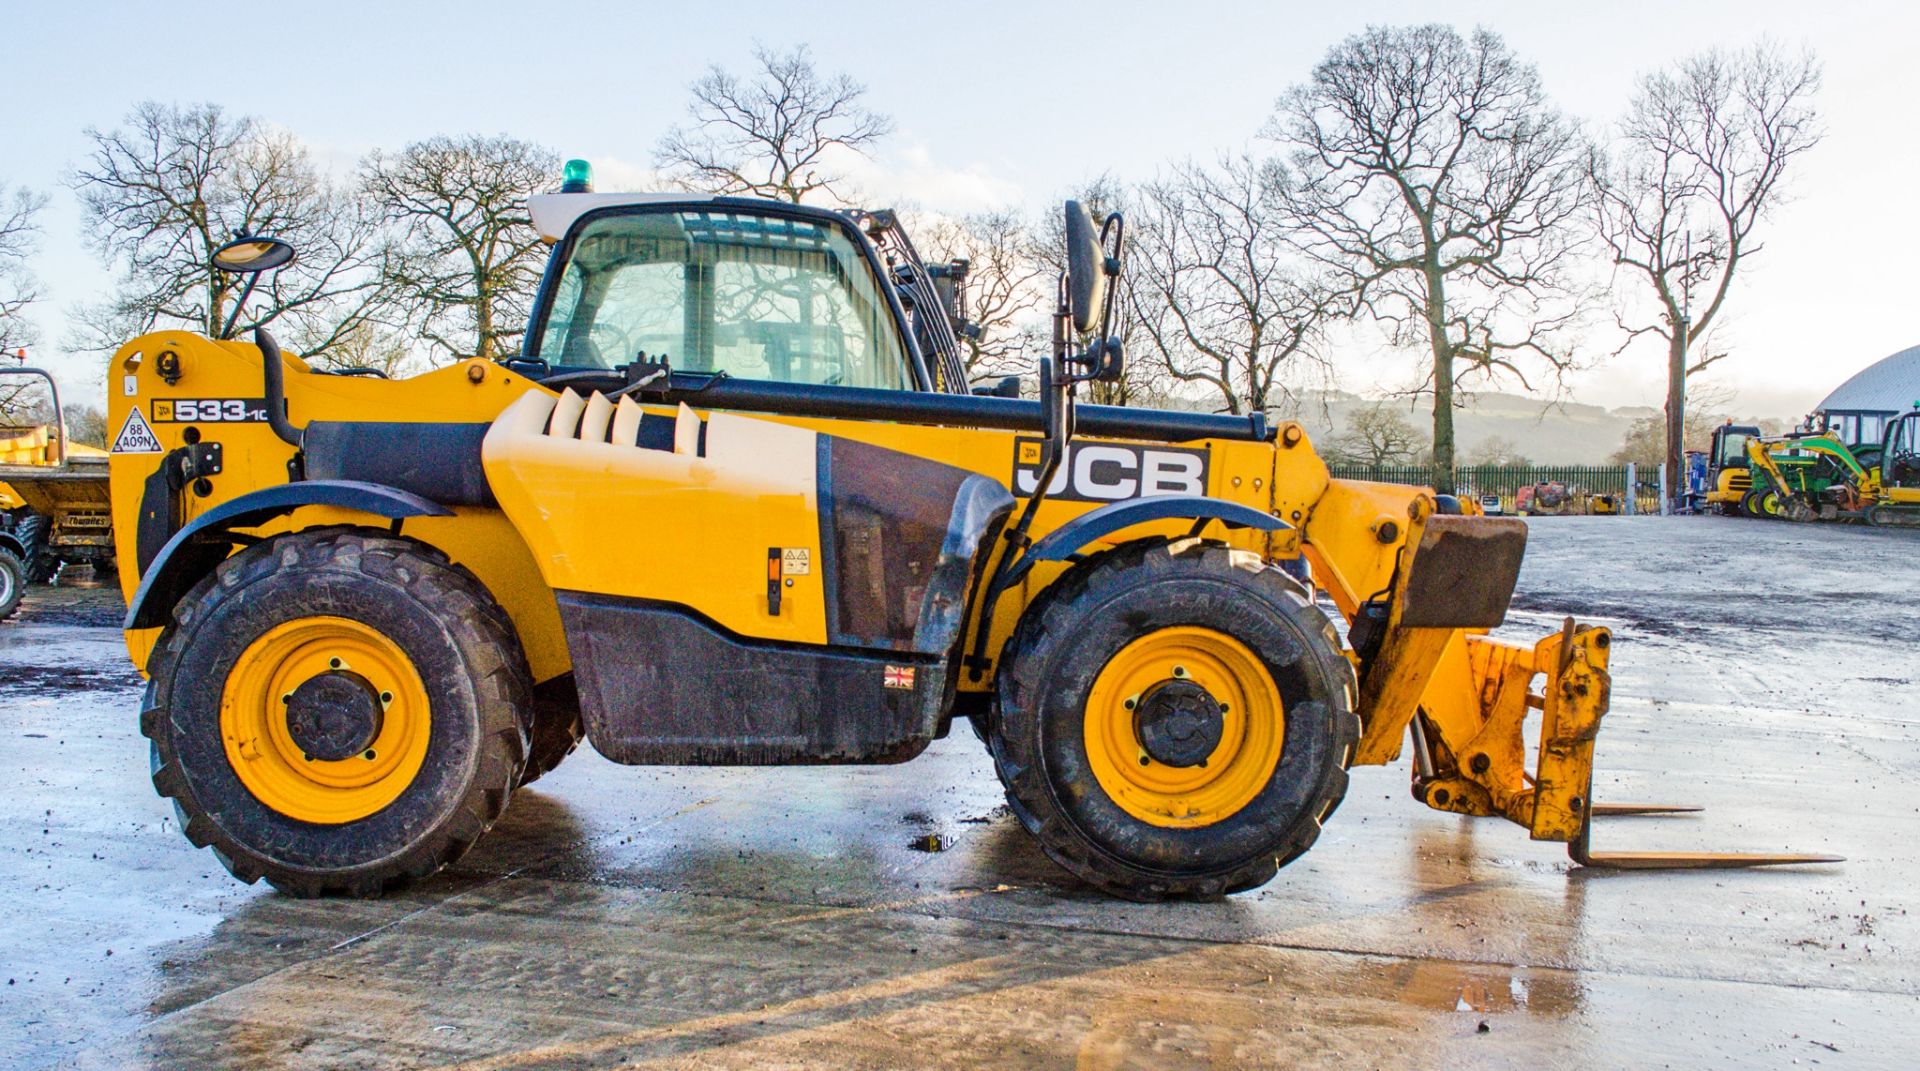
[1,516,1913,1070]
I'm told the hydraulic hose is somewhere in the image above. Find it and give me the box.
[254,328,304,448]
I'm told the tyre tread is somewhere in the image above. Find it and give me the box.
[990,538,1359,901]
[141,526,531,898]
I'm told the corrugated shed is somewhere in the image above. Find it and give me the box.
[1818,344,1920,414]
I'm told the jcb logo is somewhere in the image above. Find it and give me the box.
[1011,438,1208,502]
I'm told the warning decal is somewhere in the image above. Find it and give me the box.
[112,406,163,454]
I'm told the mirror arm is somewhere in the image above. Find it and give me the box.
[964,335,1075,681]
[218,274,260,342]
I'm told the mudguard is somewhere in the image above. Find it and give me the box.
[1002,494,1287,585]
[124,480,452,630]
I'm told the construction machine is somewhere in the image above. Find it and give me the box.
[1860,404,1920,527]
[1515,481,1618,517]
[1745,413,1920,526]
[1,367,115,618]
[1699,423,1761,515]
[104,168,1833,899]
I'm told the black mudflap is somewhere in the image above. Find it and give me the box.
[557,591,948,765]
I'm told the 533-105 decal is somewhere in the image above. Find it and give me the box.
[151,398,270,423]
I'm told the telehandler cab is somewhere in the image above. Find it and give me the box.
[105,167,1835,899]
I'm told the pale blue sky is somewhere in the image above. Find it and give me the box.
[5,0,1915,416]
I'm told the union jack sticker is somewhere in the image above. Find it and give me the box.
[883,665,916,690]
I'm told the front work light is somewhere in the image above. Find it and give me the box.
[561,159,594,194]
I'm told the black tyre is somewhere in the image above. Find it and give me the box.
[0,546,23,621]
[15,512,55,582]
[143,527,531,897]
[991,539,1358,901]
[518,680,585,788]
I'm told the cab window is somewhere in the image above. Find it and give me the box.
[1717,431,1749,466]
[538,209,912,390]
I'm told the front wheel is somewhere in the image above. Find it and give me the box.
[991,539,1358,901]
[0,546,24,620]
[143,527,531,897]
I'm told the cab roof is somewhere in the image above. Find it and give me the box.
[527,192,858,244]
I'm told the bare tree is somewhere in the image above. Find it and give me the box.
[322,322,419,378]
[1330,401,1429,466]
[1589,43,1820,507]
[657,45,893,205]
[362,135,557,362]
[0,183,44,356]
[1130,156,1341,415]
[915,209,1049,381]
[65,404,109,448]
[1268,25,1591,492]
[69,103,389,359]
[1466,435,1530,466]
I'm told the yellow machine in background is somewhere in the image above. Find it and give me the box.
[104,174,1832,899]
[1743,411,1920,526]
[1,369,116,618]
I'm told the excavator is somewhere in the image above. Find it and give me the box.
[1746,408,1920,526]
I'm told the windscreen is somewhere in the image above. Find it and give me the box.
[1717,431,1750,466]
[538,210,911,390]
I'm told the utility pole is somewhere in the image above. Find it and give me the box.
[1665,312,1691,515]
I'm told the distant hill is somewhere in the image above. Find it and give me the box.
[1154,389,1785,464]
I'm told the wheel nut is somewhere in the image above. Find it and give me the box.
[329,658,343,669]
[1123,696,1138,711]
[1138,755,1151,766]
[1172,666,1188,679]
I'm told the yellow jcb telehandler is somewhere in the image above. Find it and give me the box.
[104,167,1834,899]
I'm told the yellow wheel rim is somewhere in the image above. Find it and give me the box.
[1083,626,1284,828]
[219,616,432,824]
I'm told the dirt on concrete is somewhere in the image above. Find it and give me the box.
[0,516,1913,1070]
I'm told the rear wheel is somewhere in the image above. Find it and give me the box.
[14,512,55,582]
[518,681,585,788]
[991,539,1358,901]
[143,527,530,897]
[0,546,23,620]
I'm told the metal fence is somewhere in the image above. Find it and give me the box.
[1327,463,1661,515]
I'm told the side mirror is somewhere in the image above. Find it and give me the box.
[211,234,296,275]
[1064,201,1105,335]
[210,234,296,341]
[970,375,1022,398]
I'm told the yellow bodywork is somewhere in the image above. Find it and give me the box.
[105,330,1611,846]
